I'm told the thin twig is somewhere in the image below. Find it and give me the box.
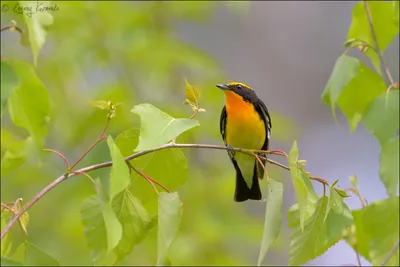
[347,188,366,208]
[251,152,269,181]
[189,109,199,119]
[0,203,15,214]
[363,0,394,87]
[128,163,159,194]
[309,176,330,187]
[127,161,171,193]
[267,158,289,171]
[380,239,400,266]
[70,171,95,184]
[356,249,362,266]
[68,117,110,171]
[144,175,171,193]
[43,148,70,168]
[1,202,27,238]
[1,25,23,34]
[0,142,297,240]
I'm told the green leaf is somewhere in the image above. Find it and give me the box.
[320,196,353,255]
[184,79,199,105]
[321,55,360,120]
[365,49,382,76]
[112,190,153,263]
[130,148,188,214]
[102,202,123,253]
[7,60,50,151]
[363,91,399,145]
[25,241,60,266]
[90,100,110,110]
[380,138,399,198]
[289,197,328,265]
[0,257,24,266]
[337,61,386,132]
[13,198,29,235]
[257,179,283,266]
[333,187,351,198]
[81,189,153,265]
[81,195,117,265]
[0,62,18,117]
[1,214,12,257]
[347,1,399,73]
[20,1,54,66]
[289,195,352,266]
[94,178,122,254]
[1,137,35,177]
[131,103,199,151]
[352,197,399,266]
[107,136,130,199]
[157,192,182,266]
[349,175,359,188]
[288,141,318,230]
[327,185,353,220]
[115,128,139,157]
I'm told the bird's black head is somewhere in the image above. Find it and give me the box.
[216,82,257,102]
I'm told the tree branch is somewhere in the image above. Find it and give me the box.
[363,0,395,87]
[68,117,110,171]
[0,141,320,240]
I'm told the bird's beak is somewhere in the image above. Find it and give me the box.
[216,84,229,90]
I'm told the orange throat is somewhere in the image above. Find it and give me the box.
[223,90,266,149]
[224,90,254,117]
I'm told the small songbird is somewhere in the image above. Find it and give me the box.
[217,82,272,202]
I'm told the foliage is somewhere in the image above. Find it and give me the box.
[1,1,398,266]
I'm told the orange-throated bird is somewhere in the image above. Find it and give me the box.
[217,82,272,202]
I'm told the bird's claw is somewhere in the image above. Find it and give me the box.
[226,144,235,158]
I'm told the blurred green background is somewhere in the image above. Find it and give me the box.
[1,1,398,266]
[1,1,294,265]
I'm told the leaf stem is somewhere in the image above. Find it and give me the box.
[70,171,95,184]
[128,162,159,194]
[363,0,394,87]
[356,249,362,266]
[309,176,330,187]
[251,152,269,181]
[347,188,366,208]
[43,148,70,168]
[0,203,15,214]
[189,109,199,119]
[380,239,400,266]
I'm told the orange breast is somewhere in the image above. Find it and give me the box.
[224,91,266,150]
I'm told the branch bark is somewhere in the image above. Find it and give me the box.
[0,142,327,240]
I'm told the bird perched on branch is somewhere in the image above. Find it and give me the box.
[217,82,272,202]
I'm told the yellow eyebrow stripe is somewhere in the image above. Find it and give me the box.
[226,82,253,90]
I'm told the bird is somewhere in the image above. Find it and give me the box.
[217,82,272,202]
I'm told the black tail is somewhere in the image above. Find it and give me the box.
[233,162,262,202]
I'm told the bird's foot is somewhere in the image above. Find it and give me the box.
[226,144,235,158]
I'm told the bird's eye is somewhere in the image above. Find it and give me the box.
[237,84,242,89]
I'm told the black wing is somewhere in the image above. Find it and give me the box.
[255,99,271,180]
[220,105,227,145]
[255,99,271,151]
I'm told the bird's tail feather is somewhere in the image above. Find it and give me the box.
[234,163,262,202]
